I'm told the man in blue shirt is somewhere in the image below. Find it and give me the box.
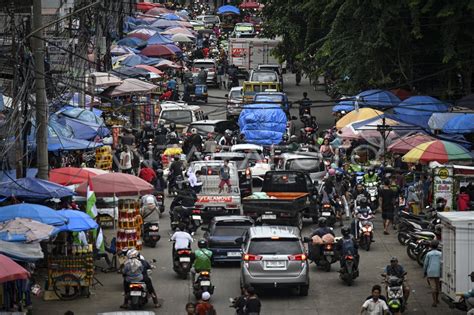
[423,240,442,307]
[383,257,410,303]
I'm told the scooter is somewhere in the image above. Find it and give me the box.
[365,181,379,210]
[357,210,374,251]
[320,202,336,227]
[143,222,160,248]
[154,192,165,215]
[193,271,214,300]
[310,241,338,272]
[339,254,359,286]
[127,282,148,310]
[385,275,406,314]
[172,245,193,280]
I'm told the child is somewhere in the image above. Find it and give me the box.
[218,159,232,193]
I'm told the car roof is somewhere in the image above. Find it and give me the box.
[160,102,201,110]
[231,144,263,151]
[191,120,226,125]
[248,225,300,239]
[229,86,243,92]
[212,215,254,223]
[255,92,286,96]
[193,59,215,63]
[211,152,246,158]
[235,22,254,26]
[280,152,320,159]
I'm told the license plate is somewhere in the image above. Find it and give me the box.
[266,261,285,268]
[208,207,221,211]
[200,280,211,286]
[324,251,334,255]
[227,251,241,257]
[179,257,191,262]
[130,291,142,296]
[192,215,202,220]
[148,232,160,236]
[262,214,276,220]
[322,212,331,216]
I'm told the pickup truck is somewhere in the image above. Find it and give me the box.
[242,171,320,229]
[189,160,242,220]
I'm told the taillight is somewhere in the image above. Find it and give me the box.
[288,254,307,261]
[208,169,212,175]
[194,205,203,209]
[227,204,238,209]
[325,244,333,250]
[245,168,251,179]
[192,209,201,214]
[200,271,210,276]
[345,255,354,260]
[130,283,143,289]
[178,250,191,255]
[243,254,262,261]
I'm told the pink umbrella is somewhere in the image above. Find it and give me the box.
[154,59,182,69]
[387,133,437,154]
[0,254,30,283]
[75,173,154,197]
[141,44,176,58]
[134,64,164,76]
[161,27,195,36]
[127,32,154,41]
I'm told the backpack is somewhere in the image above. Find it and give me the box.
[341,238,356,256]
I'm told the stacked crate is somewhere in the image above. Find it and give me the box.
[116,199,142,251]
[95,145,112,170]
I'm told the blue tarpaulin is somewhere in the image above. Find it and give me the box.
[238,103,287,145]
[0,177,75,200]
[394,96,449,129]
[116,37,147,48]
[442,114,474,134]
[356,89,401,108]
[332,100,355,113]
[147,32,174,45]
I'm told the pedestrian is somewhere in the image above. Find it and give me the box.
[457,186,470,211]
[244,286,261,315]
[360,285,389,315]
[195,291,216,315]
[379,178,396,235]
[120,145,133,174]
[218,159,232,193]
[423,240,442,307]
[216,63,224,89]
[185,302,196,315]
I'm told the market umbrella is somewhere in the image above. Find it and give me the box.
[402,140,473,164]
[55,210,98,232]
[160,13,182,21]
[141,44,176,58]
[0,203,67,226]
[127,31,155,41]
[177,21,193,28]
[240,1,262,9]
[136,2,163,12]
[119,55,162,67]
[49,167,107,186]
[332,100,355,113]
[217,5,240,15]
[114,66,152,78]
[171,33,194,43]
[88,72,122,88]
[387,133,437,154]
[336,108,383,129]
[356,89,401,108]
[154,59,182,69]
[116,37,147,49]
[456,94,474,110]
[151,19,179,29]
[111,45,139,56]
[102,78,158,97]
[0,254,30,283]
[394,96,449,128]
[428,112,465,131]
[0,177,75,200]
[75,173,154,197]
[0,218,56,243]
[146,7,171,16]
[134,64,164,75]
[0,240,44,262]
[147,32,174,45]
[162,27,195,36]
[390,88,412,101]
[442,114,474,134]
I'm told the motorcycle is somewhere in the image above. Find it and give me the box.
[172,246,193,279]
[193,271,214,300]
[299,126,317,145]
[170,206,202,234]
[365,181,379,211]
[406,230,436,260]
[397,215,440,246]
[310,241,338,272]
[385,275,406,314]
[357,210,374,251]
[339,254,358,286]
[320,202,336,227]
[154,192,165,215]
[127,259,156,310]
[143,222,160,248]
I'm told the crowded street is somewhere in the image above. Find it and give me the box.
[0,1,474,315]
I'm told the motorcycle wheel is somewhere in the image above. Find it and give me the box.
[298,285,309,296]
[365,235,371,251]
[181,272,188,280]
[406,245,418,260]
[324,263,331,272]
[130,296,140,310]
[397,232,409,246]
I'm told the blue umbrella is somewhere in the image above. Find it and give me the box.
[151,19,180,29]
[0,203,67,226]
[116,37,147,48]
[160,13,182,21]
[356,89,401,108]
[119,55,162,67]
[394,96,449,116]
[147,32,174,45]
[217,5,240,15]
[442,114,474,134]
[332,100,355,113]
[55,210,98,232]
[0,177,75,200]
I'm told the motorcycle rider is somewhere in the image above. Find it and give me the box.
[139,121,156,153]
[141,195,160,222]
[188,127,203,153]
[168,156,184,195]
[170,225,194,261]
[351,183,371,207]
[383,257,410,303]
[363,167,379,186]
[155,121,168,147]
[121,249,144,309]
[298,92,312,118]
[287,135,300,152]
[309,217,335,262]
[336,226,359,272]
[218,129,234,146]
[352,196,373,237]
[154,169,166,192]
[191,239,213,282]
[166,123,179,145]
[171,181,198,225]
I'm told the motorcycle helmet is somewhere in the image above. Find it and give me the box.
[144,121,152,129]
[318,217,327,227]
[168,132,177,139]
[358,196,368,208]
[290,135,298,143]
[198,239,208,248]
[158,120,165,128]
[127,248,139,259]
[368,167,375,176]
[156,169,164,177]
[169,122,176,131]
[388,299,401,311]
[341,227,350,237]
[145,196,156,209]
[282,134,289,142]
[225,129,232,137]
[390,256,398,263]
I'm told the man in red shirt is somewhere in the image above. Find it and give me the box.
[139,162,157,185]
[195,292,215,315]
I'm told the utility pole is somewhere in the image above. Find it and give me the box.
[32,0,49,180]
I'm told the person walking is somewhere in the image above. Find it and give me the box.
[379,178,396,235]
[423,240,442,307]
[120,145,133,174]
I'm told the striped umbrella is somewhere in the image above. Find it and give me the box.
[402,140,472,164]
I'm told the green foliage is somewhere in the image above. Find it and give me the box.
[262,0,474,97]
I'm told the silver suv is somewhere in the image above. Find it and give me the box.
[240,226,309,296]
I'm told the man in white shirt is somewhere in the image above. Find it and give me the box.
[361,285,389,315]
[187,169,203,193]
[171,228,193,250]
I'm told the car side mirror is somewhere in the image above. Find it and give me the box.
[235,237,243,245]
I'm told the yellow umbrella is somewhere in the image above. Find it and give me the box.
[336,108,383,129]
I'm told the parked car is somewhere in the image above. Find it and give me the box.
[203,215,254,263]
[192,59,217,86]
[211,152,253,197]
[239,225,310,296]
[195,15,221,28]
[230,144,271,183]
[226,86,243,120]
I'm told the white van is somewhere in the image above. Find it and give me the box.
[157,102,206,132]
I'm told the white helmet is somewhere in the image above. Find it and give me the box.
[127,249,139,259]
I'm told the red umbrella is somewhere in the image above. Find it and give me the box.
[49,167,108,186]
[134,64,164,75]
[390,88,412,101]
[387,133,437,154]
[127,32,153,41]
[0,254,30,283]
[136,2,162,12]
[240,1,262,9]
[75,173,154,197]
[141,44,176,58]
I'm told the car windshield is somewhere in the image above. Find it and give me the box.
[229,90,242,99]
[235,25,254,32]
[254,95,283,103]
[194,62,215,69]
[213,156,247,169]
[287,159,320,172]
[213,223,252,236]
[251,72,277,82]
[161,110,192,124]
[232,150,263,161]
[248,238,301,255]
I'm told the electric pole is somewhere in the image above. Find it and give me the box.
[32,0,49,180]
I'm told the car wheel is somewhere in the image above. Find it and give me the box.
[299,285,309,296]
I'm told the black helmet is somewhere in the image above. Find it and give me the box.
[158,120,165,127]
[282,134,289,142]
[169,122,176,131]
[198,239,208,248]
[341,226,350,237]
[358,196,368,207]
[156,169,164,177]
[368,167,375,175]
[318,217,327,227]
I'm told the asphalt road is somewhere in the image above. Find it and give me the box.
[32,76,461,314]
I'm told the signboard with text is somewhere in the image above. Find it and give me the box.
[433,166,454,210]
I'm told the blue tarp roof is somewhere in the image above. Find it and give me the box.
[0,177,75,200]
[442,114,474,134]
[238,103,287,145]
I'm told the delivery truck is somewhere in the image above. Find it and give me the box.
[438,212,474,310]
[228,38,284,78]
